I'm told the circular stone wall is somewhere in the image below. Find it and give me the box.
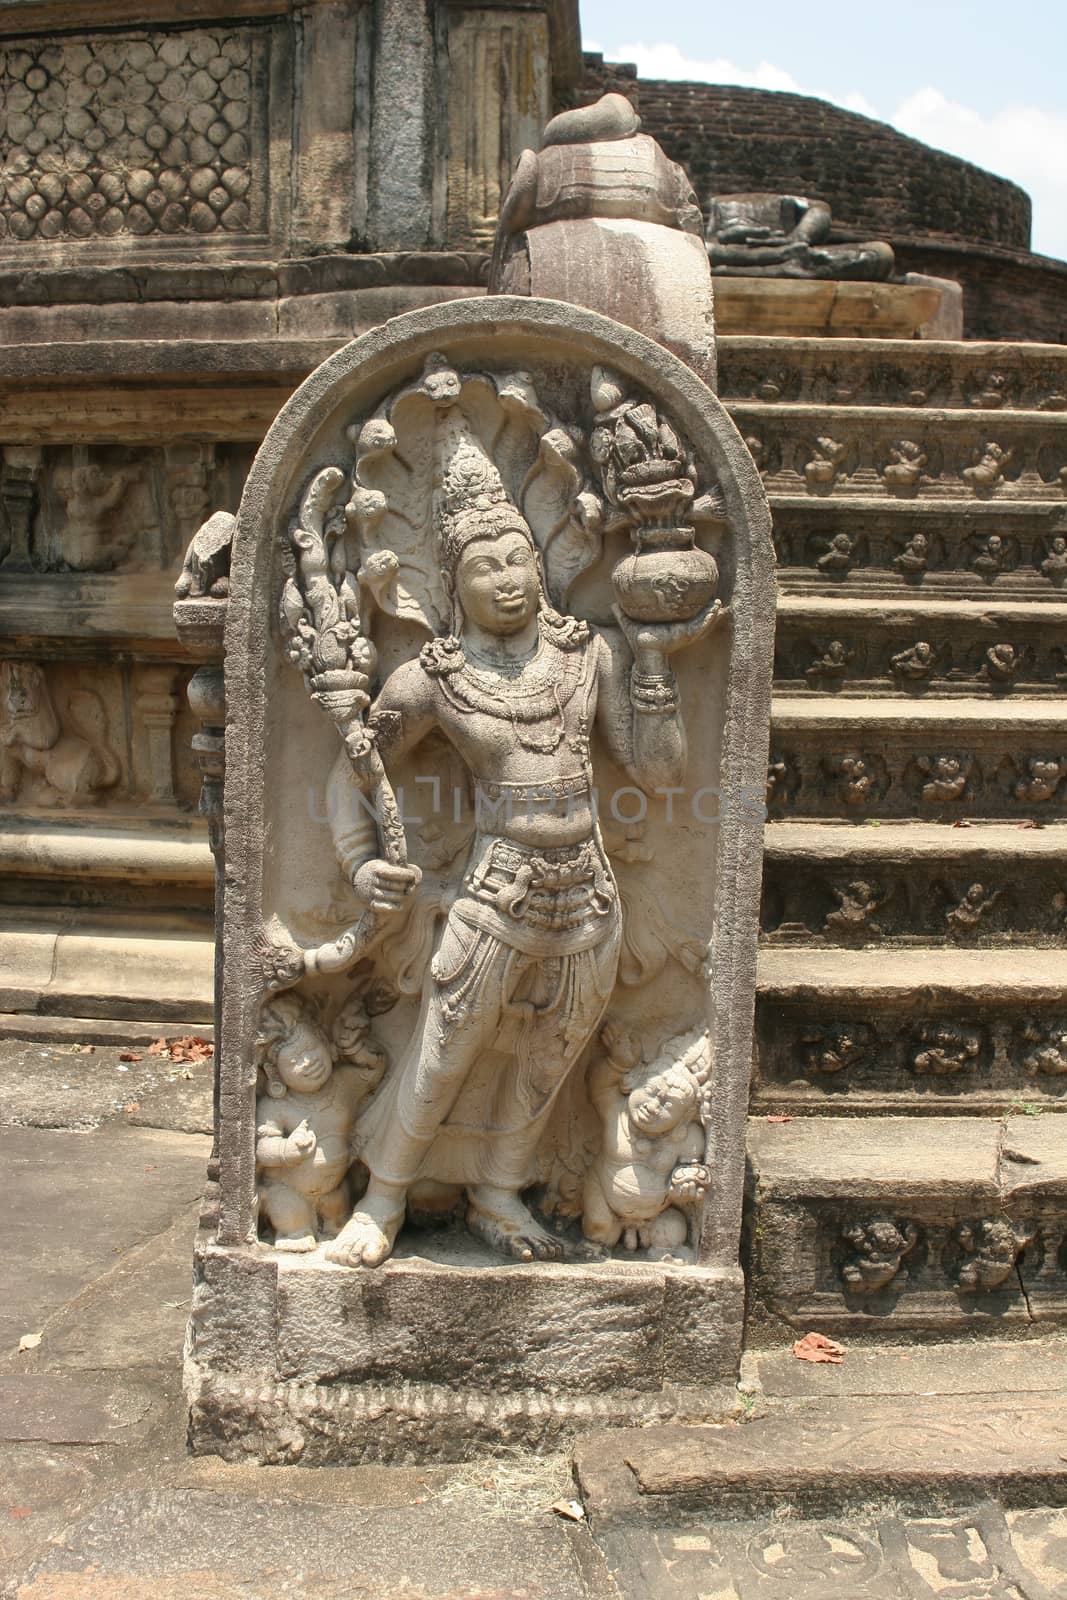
[633,79,1031,252]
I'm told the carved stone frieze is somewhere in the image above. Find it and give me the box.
[717,339,1067,415]
[882,440,926,495]
[775,618,1067,697]
[798,1023,875,1076]
[822,881,886,941]
[52,456,144,571]
[0,445,241,572]
[0,28,264,248]
[769,501,1067,595]
[756,1001,1067,1108]
[764,737,1067,820]
[1021,1025,1067,1077]
[0,447,41,565]
[724,410,1067,505]
[763,855,1067,946]
[816,1207,1049,1302]
[804,437,848,493]
[911,1023,981,1076]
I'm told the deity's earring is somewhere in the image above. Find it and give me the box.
[265,1061,287,1099]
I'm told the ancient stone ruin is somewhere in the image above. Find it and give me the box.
[182,294,773,1456]
[2,0,1066,1471]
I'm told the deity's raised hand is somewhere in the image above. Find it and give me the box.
[612,597,728,665]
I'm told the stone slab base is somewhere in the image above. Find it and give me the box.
[186,1206,745,1462]
[574,1395,1067,1524]
[712,278,944,338]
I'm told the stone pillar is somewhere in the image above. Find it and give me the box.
[444,6,551,249]
[291,0,364,252]
[136,667,180,806]
[0,447,42,567]
[175,517,232,1179]
[365,0,436,249]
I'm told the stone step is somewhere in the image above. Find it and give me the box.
[775,593,1067,697]
[768,497,1067,600]
[717,334,1067,413]
[0,811,214,899]
[743,1332,1067,1401]
[762,821,1067,947]
[755,946,1067,1115]
[745,1113,1067,1340]
[726,402,1067,510]
[0,911,214,1023]
[573,1394,1067,1526]
[769,696,1067,821]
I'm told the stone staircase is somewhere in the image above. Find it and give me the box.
[716,333,1067,1342]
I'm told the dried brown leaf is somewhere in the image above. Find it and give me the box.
[119,1051,143,1063]
[766,1114,794,1124]
[167,1035,214,1064]
[793,1332,845,1364]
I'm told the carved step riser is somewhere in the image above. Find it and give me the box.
[776,620,1067,697]
[718,340,1067,414]
[751,1199,1067,1337]
[768,503,1067,595]
[755,1001,1067,1111]
[726,407,1067,503]
[767,741,1067,821]
[762,859,1067,946]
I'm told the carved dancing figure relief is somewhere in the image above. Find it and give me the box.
[52,458,143,571]
[264,354,728,1269]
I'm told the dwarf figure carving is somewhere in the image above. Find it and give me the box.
[918,753,971,803]
[1015,756,1067,804]
[842,1217,919,1294]
[582,1021,710,1262]
[912,1023,981,1076]
[957,1217,1034,1292]
[891,639,938,682]
[255,985,388,1251]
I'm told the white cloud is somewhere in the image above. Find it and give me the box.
[891,90,1067,262]
[614,41,803,95]
[607,42,1067,263]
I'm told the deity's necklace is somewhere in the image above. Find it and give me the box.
[443,631,584,754]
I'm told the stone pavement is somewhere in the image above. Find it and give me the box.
[1,1035,1065,1599]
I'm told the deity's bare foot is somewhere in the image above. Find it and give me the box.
[273,1231,317,1253]
[466,1186,564,1262]
[324,1194,404,1268]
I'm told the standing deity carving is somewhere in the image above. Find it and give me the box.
[262,353,729,1269]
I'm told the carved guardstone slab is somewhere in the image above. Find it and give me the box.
[185,296,773,1460]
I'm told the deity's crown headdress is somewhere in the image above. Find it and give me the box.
[432,402,533,573]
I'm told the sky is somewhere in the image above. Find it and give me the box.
[580,0,1067,263]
